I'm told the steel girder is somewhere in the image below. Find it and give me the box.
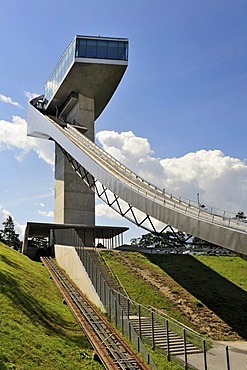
[62,147,185,242]
[27,103,247,256]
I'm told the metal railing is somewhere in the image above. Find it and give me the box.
[74,243,203,369]
[96,248,204,352]
[54,228,157,366]
[75,245,157,370]
[54,228,245,369]
[64,124,247,234]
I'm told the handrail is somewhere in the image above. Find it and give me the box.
[96,249,134,304]
[63,123,247,234]
[150,306,203,338]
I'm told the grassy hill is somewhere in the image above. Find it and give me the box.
[1,243,246,369]
[100,251,247,341]
[0,243,103,370]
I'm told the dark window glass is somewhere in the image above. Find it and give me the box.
[75,38,128,61]
[86,40,97,58]
[76,39,87,57]
[97,40,108,59]
[107,41,118,59]
[118,42,127,60]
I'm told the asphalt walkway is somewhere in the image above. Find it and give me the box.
[178,340,247,370]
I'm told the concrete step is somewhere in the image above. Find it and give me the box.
[83,249,202,357]
[129,316,202,356]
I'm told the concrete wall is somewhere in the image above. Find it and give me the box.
[55,244,105,312]
[54,93,95,233]
[67,94,94,141]
[54,145,95,228]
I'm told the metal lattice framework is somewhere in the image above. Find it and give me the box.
[27,100,247,255]
[62,147,186,243]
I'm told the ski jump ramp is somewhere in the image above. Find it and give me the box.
[27,35,247,257]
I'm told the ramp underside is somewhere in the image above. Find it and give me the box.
[27,103,247,256]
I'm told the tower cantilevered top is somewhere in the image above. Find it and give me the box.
[42,35,128,120]
[27,34,129,232]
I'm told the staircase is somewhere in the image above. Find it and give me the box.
[130,316,202,355]
[83,248,203,356]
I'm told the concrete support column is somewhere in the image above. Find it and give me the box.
[54,94,95,240]
[67,94,95,141]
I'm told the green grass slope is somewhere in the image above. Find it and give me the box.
[101,251,247,340]
[149,254,247,339]
[0,243,103,370]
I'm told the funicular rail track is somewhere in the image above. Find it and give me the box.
[41,257,152,370]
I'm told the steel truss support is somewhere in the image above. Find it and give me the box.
[62,148,186,243]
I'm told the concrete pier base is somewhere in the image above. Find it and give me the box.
[55,244,105,312]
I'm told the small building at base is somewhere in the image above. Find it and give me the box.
[23,222,128,260]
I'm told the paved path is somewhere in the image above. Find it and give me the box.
[178,341,247,370]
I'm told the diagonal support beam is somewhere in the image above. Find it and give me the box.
[61,147,185,242]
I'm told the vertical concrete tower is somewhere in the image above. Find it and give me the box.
[54,94,95,226]
[31,35,128,229]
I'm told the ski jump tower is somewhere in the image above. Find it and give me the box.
[26,35,128,248]
[25,34,247,259]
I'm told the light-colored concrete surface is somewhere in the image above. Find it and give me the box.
[54,93,95,230]
[67,94,95,141]
[55,244,105,312]
[179,340,247,370]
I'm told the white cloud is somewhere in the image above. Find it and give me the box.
[0,93,22,108]
[24,91,40,101]
[0,208,11,223]
[2,114,246,230]
[38,210,54,218]
[0,116,54,166]
[96,203,122,219]
[96,130,247,215]
[159,150,247,211]
[96,130,152,170]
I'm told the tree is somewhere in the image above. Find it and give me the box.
[0,216,22,251]
[133,231,187,249]
[191,236,221,249]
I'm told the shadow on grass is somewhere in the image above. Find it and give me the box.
[148,255,247,339]
[0,269,89,347]
[1,254,26,271]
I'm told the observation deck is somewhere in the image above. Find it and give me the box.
[41,35,128,120]
[28,34,129,231]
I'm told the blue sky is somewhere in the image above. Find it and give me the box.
[0,0,247,242]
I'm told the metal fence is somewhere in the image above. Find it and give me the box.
[75,243,158,370]
[54,228,244,370]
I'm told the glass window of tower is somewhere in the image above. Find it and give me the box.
[107,41,118,59]
[76,38,87,57]
[75,38,128,61]
[97,40,108,59]
[86,40,97,58]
